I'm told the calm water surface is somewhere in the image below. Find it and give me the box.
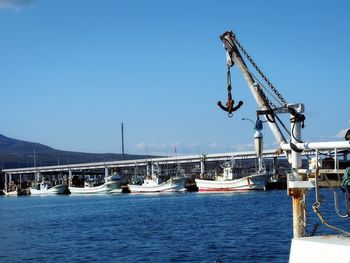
[0,189,346,262]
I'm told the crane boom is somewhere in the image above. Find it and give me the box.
[220,31,291,161]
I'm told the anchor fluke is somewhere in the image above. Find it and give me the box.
[217,99,243,117]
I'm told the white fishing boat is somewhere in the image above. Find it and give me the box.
[3,187,19,196]
[69,174,121,194]
[128,161,188,193]
[195,159,272,191]
[30,182,68,195]
[128,175,187,193]
[3,186,30,196]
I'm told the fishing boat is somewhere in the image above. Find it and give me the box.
[128,160,188,193]
[195,159,272,191]
[3,185,30,196]
[69,174,121,194]
[30,181,68,195]
[128,174,187,193]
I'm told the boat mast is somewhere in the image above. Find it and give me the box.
[121,122,125,160]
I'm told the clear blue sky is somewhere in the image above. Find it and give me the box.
[0,0,349,156]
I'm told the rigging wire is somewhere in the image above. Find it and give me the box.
[238,61,277,110]
[231,33,288,106]
[250,71,285,108]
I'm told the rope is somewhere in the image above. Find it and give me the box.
[291,122,304,144]
[275,115,291,137]
[340,167,350,215]
[312,202,350,236]
[342,177,350,189]
[341,167,350,188]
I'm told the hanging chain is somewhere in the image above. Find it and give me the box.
[255,82,277,109]
[217,64,243,117]
[227,65,232,97]
[231,34,288,106]
[226,66,233,117]
[250,71,284,108]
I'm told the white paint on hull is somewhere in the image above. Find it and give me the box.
[30,184,68,195]
[289,235,350,263]
[128,177,187,193]
[69,181,120,194]
[195,173,272,191]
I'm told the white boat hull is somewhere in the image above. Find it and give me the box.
[30,184,68,195]
[289,236,350,263]
[128,177,187,193]
[195,173,272,191]
[109,188,123,194]
[3,187,31,196]
[3,190,20,196]
[69,181,120,194]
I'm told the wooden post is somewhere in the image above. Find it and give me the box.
[290,188,306,238]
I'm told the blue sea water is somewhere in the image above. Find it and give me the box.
[0,189,348,262]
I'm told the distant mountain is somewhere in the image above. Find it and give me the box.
[0,134,147,169]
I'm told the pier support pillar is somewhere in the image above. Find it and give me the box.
[146,162,152,176]
[272,157,278,180]
[105,167,109,178]
[68,169,72,186]
[5,173,8,189]
[200,155,205,177]
[334,148,338,170]
[34,171,40,183]
[273,157,277,172]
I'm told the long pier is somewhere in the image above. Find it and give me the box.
[3,149,280,175]
[2,147,348,188]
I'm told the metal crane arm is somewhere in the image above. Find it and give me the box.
[220,31,290,160]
